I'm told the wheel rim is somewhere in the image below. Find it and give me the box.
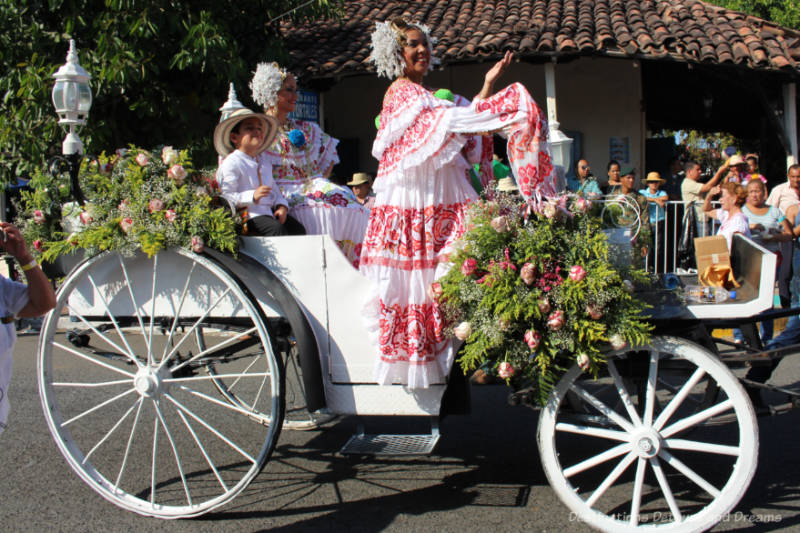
[537,335,758,532]
[38,250,284,518]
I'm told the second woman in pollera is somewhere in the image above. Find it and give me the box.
[250,63,370,265]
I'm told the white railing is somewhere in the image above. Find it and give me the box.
[644,200,720,274]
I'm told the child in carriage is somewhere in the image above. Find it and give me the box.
[215,108,306,236]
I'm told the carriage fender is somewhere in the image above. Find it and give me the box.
[203,248,326,412]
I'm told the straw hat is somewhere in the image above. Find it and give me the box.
[213,108,279,157]
[496,177,519,192]
[645,171,664,183]
[347,172,371,186]
[727,154,745,166]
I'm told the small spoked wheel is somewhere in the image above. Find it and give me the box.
[538,335,758,532]
[38,249,284,518]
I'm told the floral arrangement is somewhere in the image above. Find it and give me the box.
[250,61,287,110]
[436,193,653,404]
[17,146,238,263]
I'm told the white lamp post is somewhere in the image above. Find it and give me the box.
[544,62,573,191]
[50,39,92,204]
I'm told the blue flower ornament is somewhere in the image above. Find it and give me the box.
[287,129,306,148]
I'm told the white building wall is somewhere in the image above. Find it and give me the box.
[321,57,643,187]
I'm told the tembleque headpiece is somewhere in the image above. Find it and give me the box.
[250,62,290,110]
[369,18,438,79]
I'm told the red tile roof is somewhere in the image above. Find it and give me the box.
[281,0,800,79]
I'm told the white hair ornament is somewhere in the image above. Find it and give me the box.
[250,62,288,110]
[369,20,438,79]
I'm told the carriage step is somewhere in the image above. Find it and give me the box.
[340,419,440,455]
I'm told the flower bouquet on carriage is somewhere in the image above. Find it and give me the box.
[437,192,654,405]
[16,146,238,266]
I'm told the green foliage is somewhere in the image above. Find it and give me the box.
[708,0,800,30]
[0,0,344,187]
[438,194,653,405]
[15,147,238,261]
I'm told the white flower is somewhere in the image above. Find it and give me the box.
[161,146,179,166]
[623,279,635,293]
[167,164,187,184]
[368,20,438,80]
[250,62,287,110]
[610,334,627,351]
[135,153,149,166]
[577,353,590,370]
[453,321,472,341]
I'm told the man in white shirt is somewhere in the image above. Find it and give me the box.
[215,108,306,236]
[767,164,800,307]
[681,160,723,237]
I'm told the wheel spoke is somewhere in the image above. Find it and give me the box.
[152,399,193,506]
[118,254,151,354]
[164,393,258,464]
[223,354,261,393]
[607,359,641,427]
[115,398,144,489]
[654,367,707,431]
[563,442,632,478]
[643,350,659,426]
[151,415,159,505]
[167,326,256,374]
[86,273,140,365]
[63,307,142,368]
[664,438,739,456]
[54,378,131,388]
[650,456,683,523]
[158,261,198,364]
[585,451,637,507]
[164,372,270,383]
[660,399,734,438]
[61,387,138,427]
[659,449,721,498]
[83,398,140,464]
[174,409,229,492]
[173,383,269,420]
[570,383,635,432]
[555,422,629,442]
[630,457,647,526]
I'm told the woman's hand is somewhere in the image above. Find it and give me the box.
[274,205,288,224]
[708,185,721,197]
[477,51,513,100]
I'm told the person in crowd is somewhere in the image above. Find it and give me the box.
[639,172,669,270]
[613,167,650,267]
[362,17,554,387]
[717,154,748,184]
[215,108,306,236]
[681,160,723,238]
[250,63,369,260]
[0,222,56,436]
[741,178,792,341]
[767,164,800,307]
[605,160,621,193]
[702,182,750,250]
[567,159,601,197]
[744,153,767,183]
[347,172,375,210]
[663,157,683,200]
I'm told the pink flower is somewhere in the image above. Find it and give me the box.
[33,209,45,224]
[547,310,564,331]
[520,262,535,285]
[79,211,93,224]
[33,239,43,251]
[538,298,551,314]
[498,361,515,379]
[569,265,587,282]
[577,353,590,370]
[120,217,133,233]
[161,146,179,166]
[427,282,443,301]
[453,321,472,341]
[542,203,557,219]
[191,235,204,253]
[574,197,590,212]
[586,305,603,320]
[490,215,510,233]
[461,258,478,276]
[167,164,187,184]
[135,153,149,166]
[610,334,627,351]
[148,198,164,213]
[118,199,130,211]
[165,209,177,222]
[524,329,541,350]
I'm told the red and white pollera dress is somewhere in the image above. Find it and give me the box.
[360,79,555,388]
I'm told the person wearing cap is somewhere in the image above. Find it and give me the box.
[348,172,375,210]
[215,108,306,236]
[715,153,748,184]
[567,159,601,197]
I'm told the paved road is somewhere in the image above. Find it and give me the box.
[1,332,800,532]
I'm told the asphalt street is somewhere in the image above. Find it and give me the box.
[1,332,800,532]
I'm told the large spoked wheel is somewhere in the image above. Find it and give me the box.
[38,249,284,518]
[538,335,758,532]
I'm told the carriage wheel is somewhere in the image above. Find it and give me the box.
[199,328,333,430]
[38,250,284,518]
[538,335,757,532]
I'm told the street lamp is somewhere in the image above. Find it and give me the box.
[50,39,92,204]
